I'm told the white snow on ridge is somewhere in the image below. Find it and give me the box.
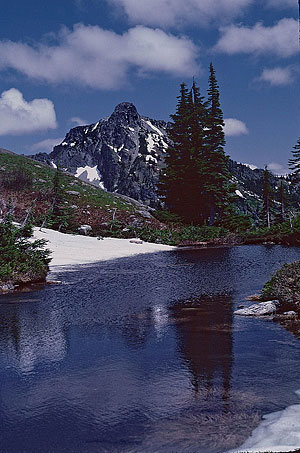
[239,162,258,170]
[51,161,57,169]
[228,389,300,452]
[75,165,105,189]
[91,121,99,132]
[70,142,76,147]
[143,119,164,137]
[235,189,245,199]
[146,155,157,164]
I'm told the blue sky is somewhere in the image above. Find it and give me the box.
[0,0,298,174]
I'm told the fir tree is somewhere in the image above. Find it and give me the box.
[202,63,229,225]
[159,83,191,219]
[262,166,273,229]
[288,137,300,176]
[279,179,289,223]
[41,164,73,232]
[184,80,207,222]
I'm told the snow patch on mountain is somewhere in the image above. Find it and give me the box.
[75,165,105,189]
[235,189,245,198]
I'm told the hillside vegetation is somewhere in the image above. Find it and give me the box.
[0,150,163,235]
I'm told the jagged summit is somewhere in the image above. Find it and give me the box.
[39,103,170,207]
[108,102,141,127]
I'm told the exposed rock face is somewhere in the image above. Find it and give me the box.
[47,102,170,207]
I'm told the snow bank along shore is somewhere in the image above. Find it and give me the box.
[34,227,175,268]
[228,390,300,452]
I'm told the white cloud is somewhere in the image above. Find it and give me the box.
[0,88,57,136]
[224,118,249,136]
[0,24,199,90]
[70,117,88,126]
[257,66,296,85]
[214,18,298,57]
[266,0,296,8]
[267,162,289,175]
[30,137,63,153]
[107,0,254,28]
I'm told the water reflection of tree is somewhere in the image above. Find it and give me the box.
[0,301,67,373]
[170,294,233,407]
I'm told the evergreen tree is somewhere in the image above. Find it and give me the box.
[288,137,300,176]
[159,66,232,225]
[0,214,51,285]
[41,164,73,232]
[279,179,289,223]
[185,80,207,222]
[262,166,273,229]
[201,63,229,225]
[159,83,191,219]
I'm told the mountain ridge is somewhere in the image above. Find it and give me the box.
[30,102,299,219]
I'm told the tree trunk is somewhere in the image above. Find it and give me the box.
[209,204,215,226]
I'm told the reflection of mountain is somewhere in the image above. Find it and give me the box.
[0,303,66,374]
[170,295,233,404]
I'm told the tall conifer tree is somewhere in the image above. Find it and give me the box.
[202,63,229,225]
[262,166,273,229]
[159,83,191,218]
[289,137,300,176]
[186,80,207,222]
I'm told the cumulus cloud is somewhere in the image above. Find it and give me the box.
[257,66,296,85]
[0,24,199,90]
[223,118,249,136]
[107,0,254,28]
[214,18,298,57]
[30,137,63,153]
[266,0,296,8]
[70,117,88,126]
[0,88,57,136]
[268,162,289,175]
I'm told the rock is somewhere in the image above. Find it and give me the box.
[130,239,143,244]
[137,210,152,219]
[66,190,81,196]
[234,300,279,316]
[283,311,297,319]
[0,282,15,293]
[78,224,92,235]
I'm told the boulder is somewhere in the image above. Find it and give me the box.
[78,224,92,235]
[234,300,279,316]
[130,239,143,244]
[66,190,80,196]
[283,311,297,319]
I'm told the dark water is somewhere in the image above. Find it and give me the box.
[1,245,300,452]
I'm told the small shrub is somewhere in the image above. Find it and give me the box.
[0,217,51,285]
[1,167,33,191]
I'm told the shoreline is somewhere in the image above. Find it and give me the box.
[33,227,176,268]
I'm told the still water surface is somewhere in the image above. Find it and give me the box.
[1,245,300,452]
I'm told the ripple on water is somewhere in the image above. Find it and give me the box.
[0,245,300,452]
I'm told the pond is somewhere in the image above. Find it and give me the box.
[0,245,300,452]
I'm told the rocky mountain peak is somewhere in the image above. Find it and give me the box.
[109,102,140,126]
